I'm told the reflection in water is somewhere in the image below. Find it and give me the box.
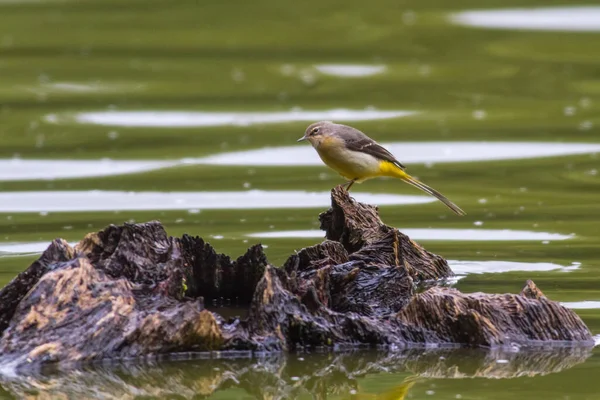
[562,301,600,310]
[449,260,579,282]
[23,82,143,94]
[5,141,600,181]
[0,347,591,399]
[45,82,114,92]
[47,109,416,127]
[0,242,76,257]
[194,142,600,166]
[313,64,387,77]
[247,228,574,241]
[450,7,600,32]
[450,260,580,275]
[0,0,56,3]
[0,191,434,213]
[0,159,172,181]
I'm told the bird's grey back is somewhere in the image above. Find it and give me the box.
[318,121,372,143]
[328,122,403,167]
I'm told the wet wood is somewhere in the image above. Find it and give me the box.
[521,279,546,300]
[396,287,591,346]
[0,185,592,371]
[0,239,74,333]
[319,186,452,280]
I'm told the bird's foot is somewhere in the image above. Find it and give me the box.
[343,179,356,191]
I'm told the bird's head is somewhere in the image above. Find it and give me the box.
[297,121,338,148]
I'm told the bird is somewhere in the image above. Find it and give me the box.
[297,121,466,216]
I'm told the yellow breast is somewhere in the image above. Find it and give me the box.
[315,137,382,180]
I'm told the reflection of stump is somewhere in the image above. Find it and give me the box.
[0,347,592,399]
[0,187,593,372]
[402,347,593,379]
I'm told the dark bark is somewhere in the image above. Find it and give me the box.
[0,239,74,333]
[77,221,174,284]
[179,235,267,305]
[0,186,592,372]
[319,186,452,280]
[521,279,546,300]
[396,286,591,346]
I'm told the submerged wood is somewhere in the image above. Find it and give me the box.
[0,186,593,371]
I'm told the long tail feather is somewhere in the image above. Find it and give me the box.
[400,174,466,216]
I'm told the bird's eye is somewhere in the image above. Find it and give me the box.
[311,127,320,135]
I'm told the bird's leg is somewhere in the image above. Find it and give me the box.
[344,179,356,191]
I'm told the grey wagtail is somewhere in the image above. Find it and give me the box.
[297,121,466,216]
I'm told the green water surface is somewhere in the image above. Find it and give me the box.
[1,0,600,398]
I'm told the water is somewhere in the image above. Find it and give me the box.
[1,0,600,398]
[57,109,417,127]
[0,190,434,212]
[246,228,574,241]
[450,7,600,32]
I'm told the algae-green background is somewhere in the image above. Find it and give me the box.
[1,0,600,398]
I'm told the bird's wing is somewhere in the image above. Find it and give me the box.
[345,137,406,170]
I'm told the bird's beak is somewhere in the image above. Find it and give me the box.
[297,136,307,142]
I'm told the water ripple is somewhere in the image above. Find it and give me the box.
[47,109,416,128]
[0,190,434,213]
[194,142,600,166]
[451,7,600,32]
[246,229,573,241]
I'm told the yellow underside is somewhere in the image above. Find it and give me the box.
[377,160,407,179]
[321,158,407,182]
[316,138,407,182]
[316,141,465,215]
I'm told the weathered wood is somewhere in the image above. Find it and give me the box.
[0,185,593,372]
[320,186,452,281]
[0,257,220,369]
[397,287,591,346]
[0,239,74,333]
[521,279,546,300]
[179,234,267,304]
[245,264,410,351]
[77,221,175,285]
